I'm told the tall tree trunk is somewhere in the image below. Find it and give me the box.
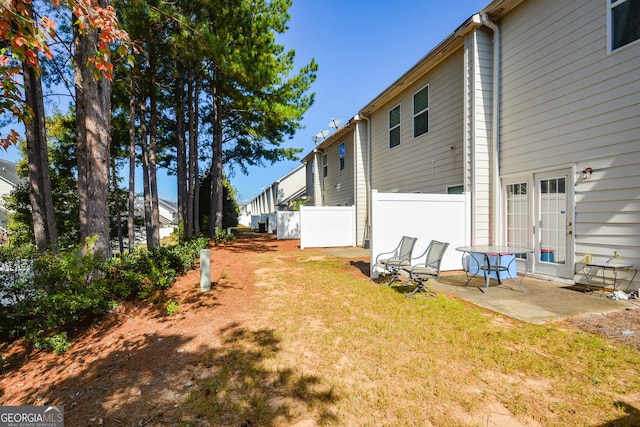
[139,100,153,247]
[111,157,124,254]
[210,71,224,233]
[74,3,112,258]
[128,78,136,252]
[176,73,187,234]
[192,78,200,236]
[185,72,195,238]
[22,61,58,252]
[149,72,161,247]
[211,69,223,236]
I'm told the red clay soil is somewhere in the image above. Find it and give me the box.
[0,232,302,425]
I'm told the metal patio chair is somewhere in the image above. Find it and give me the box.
[401,240,449,297]
[374,236,418,286]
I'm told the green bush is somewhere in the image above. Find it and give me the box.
[212,228,234,246]
[0,236,210,351]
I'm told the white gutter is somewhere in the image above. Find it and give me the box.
[481,13,502,246]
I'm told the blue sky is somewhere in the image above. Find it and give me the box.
[1,0,490,204]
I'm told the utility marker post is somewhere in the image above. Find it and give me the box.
[200,249,211,292]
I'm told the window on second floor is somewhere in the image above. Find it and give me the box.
[323,154,328,177]
[389,104,401,148]
[413,85,429,137]
[339,143,345,170]
[609,0,640,51]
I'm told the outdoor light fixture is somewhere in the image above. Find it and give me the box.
[581,167,593,180]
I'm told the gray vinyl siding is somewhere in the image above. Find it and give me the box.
[465,28,494,245]
[323,130,355,207]
[305,161,316,206]
[354,120,369,246]
[500,0,640,266]
[275,165,305,209]
[370,50,464,194]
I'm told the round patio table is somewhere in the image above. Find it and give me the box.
[456,246,533,293]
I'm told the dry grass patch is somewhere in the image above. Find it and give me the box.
[183,248,640,426]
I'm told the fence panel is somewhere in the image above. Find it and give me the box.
[370,190,470,277]
[277,211,300,240]
[300,206,356,249]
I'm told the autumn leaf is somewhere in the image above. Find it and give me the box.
[13,36,28,47]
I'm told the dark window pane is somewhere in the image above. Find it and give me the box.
[414,110,429,137]
[389,127,400,148]
[389,106,400,128]
[613,0,640,50]
[414,86,429,114]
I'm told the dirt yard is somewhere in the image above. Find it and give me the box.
[1,232,638,426]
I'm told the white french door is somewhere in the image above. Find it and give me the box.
[534,170,574,278]
[504,168,574,279]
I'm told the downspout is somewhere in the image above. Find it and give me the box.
[481,13,502,246]
[359,113,371,248]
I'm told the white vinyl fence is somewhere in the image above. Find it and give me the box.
[277,211,300,240]
[299,206,356,249]
[370,190,471,278]
[251,215,261,230]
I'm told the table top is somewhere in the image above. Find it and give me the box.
[456,246,533,255]
[587,262,635,269]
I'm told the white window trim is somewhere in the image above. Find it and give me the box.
[607,0,640,53]
[388,103,401,149]
[413,84,429,138]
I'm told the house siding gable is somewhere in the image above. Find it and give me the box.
[499,0,640,267]
[323,128,356,207]
[370,50,465,194]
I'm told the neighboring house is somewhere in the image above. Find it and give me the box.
[133,197,178,238]
[248,164,306,216]
[303,0,640,285]
[302,116,369,246]
[0,160,20,244]
[134,197,179,227]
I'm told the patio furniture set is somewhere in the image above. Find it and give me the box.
[374,236,637,296]
[374,235,535,295]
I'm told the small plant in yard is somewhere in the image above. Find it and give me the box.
[0,353,8,373]
[33,332,72,354]
[213,228,235,246]
[165,299,181,315]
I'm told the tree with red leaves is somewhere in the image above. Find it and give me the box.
[1,0,130,256]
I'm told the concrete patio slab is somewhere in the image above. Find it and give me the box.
[318,246,639,325]
[430,272,639,324]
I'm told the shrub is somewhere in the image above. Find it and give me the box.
[212,228,235,246]
[0,236,210,351]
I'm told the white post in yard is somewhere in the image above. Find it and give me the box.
[200,249,211,292]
